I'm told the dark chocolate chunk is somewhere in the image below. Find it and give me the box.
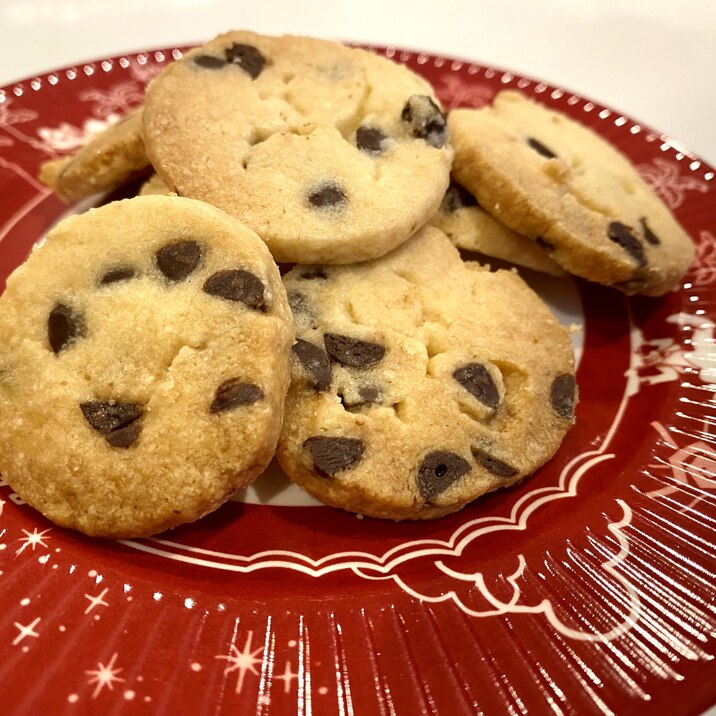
[339,384,381,409]
[550,373,576,419]
[193,54,226,70]
[324,333,386,369]
[607,221,646,268]
[303,436,364,477]
[401,95,448,149]
[155,240,203,282]
[535,236,555,251]
[308,182,347,210]
[640,217,661,246]
[203,269,267,311]
[224,43,267,79]
[99,266,137,285]
[48,303,84,354]
[106,422,143,449]
[299,268,328,280]
[80,400,143,448]
[356,126,388,154]
[417,450,470,500]
[471,446,518,478]
[453,363,501,409]
[210,379,263,413]
[287,290,310,315]
[527,137,558,159]
[292,339,331,391]
[440,182,479,213]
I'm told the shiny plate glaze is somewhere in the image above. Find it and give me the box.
[0,45,714,715]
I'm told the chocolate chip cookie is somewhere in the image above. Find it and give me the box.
[449,91,695,295]
[142,30,453,264]
[277,226,577,520]
[0,195,293,538]
[38,107,151,203]
[429,180,564,275]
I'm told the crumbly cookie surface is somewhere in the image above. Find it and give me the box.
[429,180,563,275]
[143,31,453,264]
[38,107,150,203]
[0,195,293,538]
[277,226,577,520]
[449,91,695,295]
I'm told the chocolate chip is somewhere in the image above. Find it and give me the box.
[155,240,203,282]
[99,266,136,285]
[193,54,226,69]
[224,43,267,79]
[324,333,385,369]
[203,269,267,311]
[453,363,501,409]
[535,237,555,251]
[303,436,364,477]
[640,217,660,246]
[48,303,84,354]
[80,401,143,448]
[401,95,448,149]
[340,384,381,409]
[299,268,328,280]
[550,373,576,419]
[471,446,518,478]
[527,137,557,159]
[287,290,310,315]
[210,379,263,413]
[308,182,347,210]
[607,221,646,268]
[440,182,479,213]
[356,126,388,154]
[292,339,331,391]
[417,450,470,500]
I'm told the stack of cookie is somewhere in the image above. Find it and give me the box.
[0,30,693,537]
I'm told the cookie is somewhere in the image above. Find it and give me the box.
[429,180,564,275]
[449,91,695,296]
[38,107,151,203]
[276,226,576,520]
[0,195,293,538]
[142,31,453,264]
[139,172,172,196]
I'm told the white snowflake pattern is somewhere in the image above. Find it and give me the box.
[637,157,708,209]
[274,660,298,693]
[35,113,123,154]
[13,617,40,645]
[692,231,716,287]
[216,631,264,694]
[84,587,109,614]
[78,81,143,118]
[86,653,125,698]
[15,528,51,556]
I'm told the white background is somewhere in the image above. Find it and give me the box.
[0,0,715,164]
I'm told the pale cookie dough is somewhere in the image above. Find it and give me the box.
[429,180,564,275]
[0,195,293,538]
[143,30,453,264]
[449,91,695,296]
[277,226,577,520]
[38,107,151,203]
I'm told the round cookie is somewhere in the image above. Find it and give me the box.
[38,107,150,203]
[0,195,293,538]
[277,226,577,520]
[429,180,564,275]
[449,91,695,296]
[143,30,453,264]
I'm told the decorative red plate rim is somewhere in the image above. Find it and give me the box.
[0,44,714,716]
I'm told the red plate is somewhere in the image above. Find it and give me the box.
[1,45,715,715]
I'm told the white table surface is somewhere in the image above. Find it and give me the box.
[0,0,715,166]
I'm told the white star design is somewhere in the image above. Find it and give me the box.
[15,528,51,556]
[216,631,264,693]
[13,617,40,645]
[84,587,109,614]
[274,660,298,694]
[86,652,125,698]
